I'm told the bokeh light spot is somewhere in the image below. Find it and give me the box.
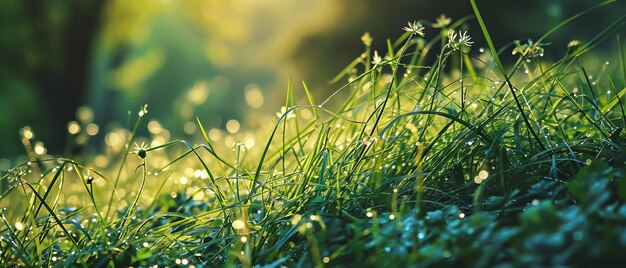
[67,121,81,134]
[226,119,240,133]
[245,84,264,109]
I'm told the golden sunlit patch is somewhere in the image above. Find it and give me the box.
[112,50,164,92]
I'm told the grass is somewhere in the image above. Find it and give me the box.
[3,2,626,267]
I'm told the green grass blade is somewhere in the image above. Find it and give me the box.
[22,181,79,247]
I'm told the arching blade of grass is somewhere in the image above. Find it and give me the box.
[619,35,626,85]
[470,0,546,151]
[381,111,493,144]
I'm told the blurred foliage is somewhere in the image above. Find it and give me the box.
[0,0,104,160]
[87,0,345,142]
[1,0,625,161]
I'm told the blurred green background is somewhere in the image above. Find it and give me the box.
[1,0,624,163]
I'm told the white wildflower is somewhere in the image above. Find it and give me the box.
[447,29,459,50]
[372,50,382,65]
[447,30,473,51]
[458,31,473,48]
[403,21,425,37]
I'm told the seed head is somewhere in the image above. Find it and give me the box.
[134,142,149,159]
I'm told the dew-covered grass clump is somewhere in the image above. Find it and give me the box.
[3,1,626,267]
